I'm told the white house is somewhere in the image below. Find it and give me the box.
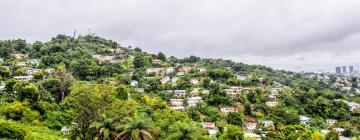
[61,126,70,135]
[174,90,187,98]
[135,88,144,93]
[152,59,162,64]
[169,99,184,106]
[265,101,279,107]
[326,119,337,126]
[333,128,345,135]
[236,75,247,81]
[13,75,34,81]
[187,96,202,107]
[299,116,311,125]
[220,107,236,114]
[165,67,175,74]
[244,122,257,131]
[261,120,274,128]
[161,76,171,84]
[202,122,216,130]
[130,80,138,87]
[189,79,199,85]
[198,68,207,74]
[171,77,179,85]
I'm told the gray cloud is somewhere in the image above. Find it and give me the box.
[1,0,360,72]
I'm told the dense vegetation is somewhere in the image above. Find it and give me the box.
[0,34,359,140]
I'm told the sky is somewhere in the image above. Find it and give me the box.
[1,0,360,72]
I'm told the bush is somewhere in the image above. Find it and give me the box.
[0,120,27,139]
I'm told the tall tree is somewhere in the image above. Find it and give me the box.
[116,113,153,140]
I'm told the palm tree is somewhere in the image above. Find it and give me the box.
[90,115,118,140]
[165,121,203,140]
[115,113,153,140]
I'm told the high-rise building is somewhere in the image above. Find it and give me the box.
[342,66,347,73]
[336,67,342,75]
[349,66,354,74]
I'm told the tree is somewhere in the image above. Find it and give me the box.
[55,63,73,102]
[219,125,243,140]
[0,120,27,139]
[165,121,204,140]
[116,112,153,140]
[311,131,325,140]
[133,55,145,69]
[115,85,129,100]
[157,52,166,61]
[64,82,102,139]
[34,71,43,79]
[326,130,339,140]
[90,115,117,140]
[14,82,40,102]
[226,112,244,126]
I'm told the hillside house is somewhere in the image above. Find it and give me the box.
[261,120,274,128]
[333,128,345,135]
[178,66,192,74]
[13,53,28,59]
[189,79,199,85]
[161,76,171,84]
[244,122,257,131]
[135,88,144,93]
[299,116,311,125]
[166,67,175,74]
[198,68,207,74]
[146,68,165,76]
[169,99,184,106]
[172,77,179,85]
[152,59,162,64]
[130,80,138,87]
[26,59,40,65]
[13,75,34,81]
[220,107,236,114]
[174,90,187,98]
[202,122,216,130]
[187,96,202,107]
[236,75,246,81]
[265,101,278,107]
[326,119,337,126]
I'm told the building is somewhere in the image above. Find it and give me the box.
[261,120,274,128]
[130,80,138,87]
[189,79,199,85]
[265,101,278,107]
[161,76,171,84]
[244,122,257,131]
[174,90,187,98]
[220,107,236,114]
[333,128,345,135]
[349,66,354,74]
[152,59,162,64]
[187,96,202,107]
[13,53,28,59]
[135,88,144,93]
[202,122,216,130]
[169,99,184,106]
[178,66,192,74]
[13,75,34,81]
[326,119,337,126]
[342,66,347,74]
[336,67,342,75]
[299,116,311,125]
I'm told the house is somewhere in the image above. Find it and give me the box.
[171,77,179,85]
[202,122,216,130]
[190,88,201,95]
[348,102,360,112]
[170,106,185,111]
[17,62,26,66]
[176,72,185,76]
[22,67,42,75]
[169,99,184,106]
[244,122,257,131]
[178,66,192,74]
[135,88,144,93]
[152,59,162,64]
[261,120,274,128]
[146,68,165,76]
[0,86,5,91]
[174,90,187,98]
[224,86,242,96]
[187,96,202,107]
[208,129,217,138]
[236,75,246,81]
[220,107,236,114]
[321,130,328,135]
[265,101,278,107]
[244,132,261,140]
[130,80,138,87]
[13,53,28,59]
[93,55,115,62]
[61,126,70,135]
[198,68,207,74]
[268,88,280,99]
[189,79,199,85]
[161,76,171,84]
[26,59,40,65]
[242,87,255,94]
[299,116,311,125]
[165,67,175,74]
[333,128,345,135]
[326,119,337,126]
[13,75,34,81]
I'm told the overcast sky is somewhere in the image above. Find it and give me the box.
[1,0,360,72]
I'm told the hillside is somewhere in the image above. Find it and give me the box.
[0,34,359,140]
